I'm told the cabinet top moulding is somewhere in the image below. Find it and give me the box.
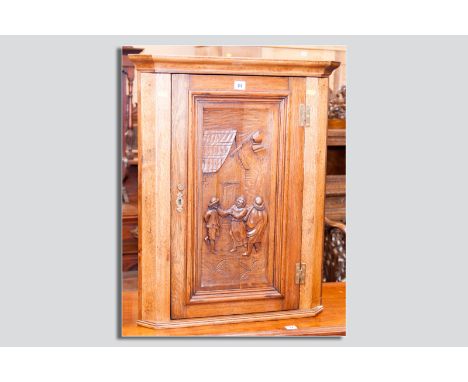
[128,55,340,77]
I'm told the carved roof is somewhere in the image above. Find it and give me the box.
[202,129,237,174]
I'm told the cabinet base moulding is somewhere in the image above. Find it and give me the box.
[137,306,323,329]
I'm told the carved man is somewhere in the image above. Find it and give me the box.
[244,196,268,256]
[218,195,248,254]
[204,196,221,253]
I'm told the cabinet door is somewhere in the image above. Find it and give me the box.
[171,74,305,319]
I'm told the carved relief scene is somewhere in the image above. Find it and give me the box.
[196,100,283,292]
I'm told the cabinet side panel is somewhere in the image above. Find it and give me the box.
[282,77,305,310]
[300,77,328,309]
[139,72,172,321]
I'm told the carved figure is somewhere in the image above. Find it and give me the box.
[244,196,268,256]
[204,196,221,253]
[218,195,248,254]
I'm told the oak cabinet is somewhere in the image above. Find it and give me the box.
[130,55,339,329]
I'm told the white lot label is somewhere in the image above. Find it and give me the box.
[284,325,298,330]
[234,80,246,90]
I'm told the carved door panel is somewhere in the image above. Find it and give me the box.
[171,74,305,319]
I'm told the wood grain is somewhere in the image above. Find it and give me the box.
[171,74,190,319]
[122,276,345,336]
[169,75,308,319]
[129,55,340,78]
[189,75,289,92]
[138,73,171,322]
[326,175,346,196]
[282,77,305,310]
[138,307,322,329]
[300,77,329,309]
[327,128,346,146]
[325,175,346,223]
[133,54,339,330]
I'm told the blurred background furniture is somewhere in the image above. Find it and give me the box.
[121,46,142,272]
[324,85,346,282]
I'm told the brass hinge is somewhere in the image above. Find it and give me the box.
[299,104,310,128]
[295,263,306,284]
